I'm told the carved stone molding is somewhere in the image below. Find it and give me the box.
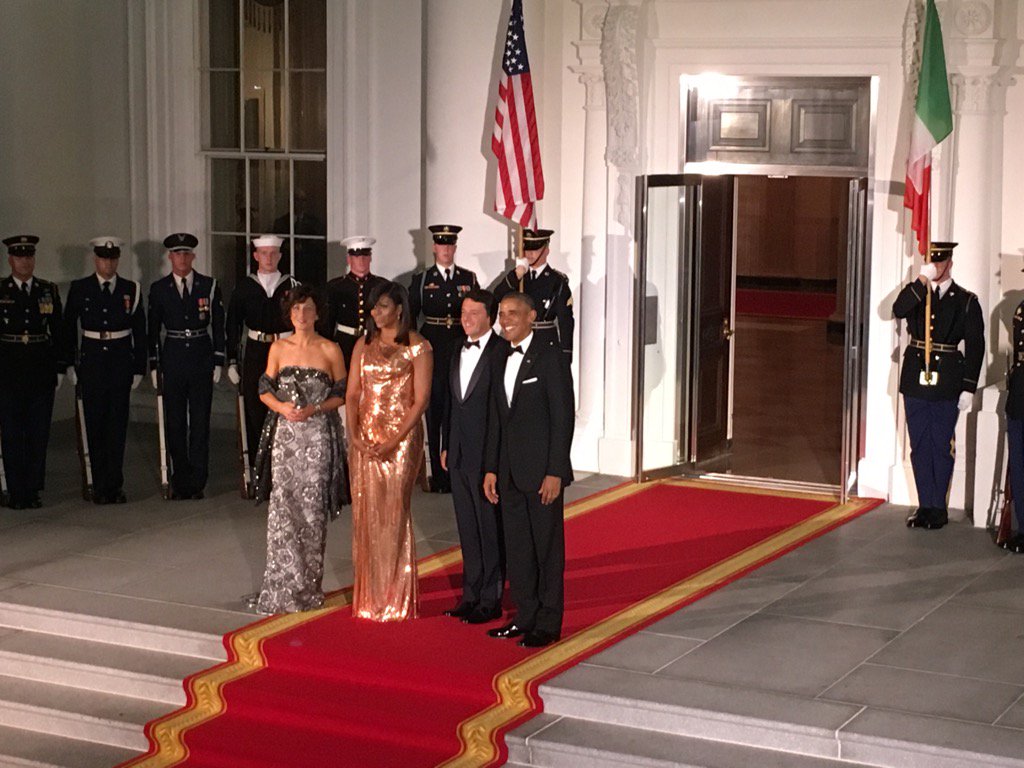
[950,72,1011,114]
[601,3,640,171]
[575,0,609,41]
[952,0,993,37]
[575,68,606,111]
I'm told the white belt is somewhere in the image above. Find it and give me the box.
[82,329,131,340]
[335,324,360,336]
[248,330,293,342]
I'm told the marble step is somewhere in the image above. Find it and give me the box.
[0,674,167,751]
[506,714,880,768]
[0,628,205,705]
[0,724,138,768]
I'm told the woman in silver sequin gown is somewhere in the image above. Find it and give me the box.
[253,286,348,613]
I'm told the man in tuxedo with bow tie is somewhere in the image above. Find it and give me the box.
[440,289,509,625]
[483,293,574,648]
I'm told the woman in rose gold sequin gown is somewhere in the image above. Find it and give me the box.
[346,282,432,621]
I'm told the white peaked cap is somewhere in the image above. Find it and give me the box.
[341,236,376,251]
[89,236,125,249]
[252,235,284,248]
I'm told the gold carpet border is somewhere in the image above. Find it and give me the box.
[439,492,879,767]
[118,481,639,768]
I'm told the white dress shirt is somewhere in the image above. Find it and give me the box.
[13,277,33,293]
[934,277,952,299]
[176,271,194,298]
[256,270,281,298]
[504,332,533,406]
[459,329,492,399]
[95,274,118,292]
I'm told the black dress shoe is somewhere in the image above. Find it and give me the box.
[8,498,26,510]
[518,629,560,648]
[93,493,111,506]
[28,494,42,509]
[110,490,127,504]
[190,491,205,500]
[922,508,948,530]
[1004,534,1024,554]
[463,605,503,624]
[443,603,476,619]
[487,621,531,639]
[906,507,930,528]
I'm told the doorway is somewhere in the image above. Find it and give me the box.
[633,173,869,495]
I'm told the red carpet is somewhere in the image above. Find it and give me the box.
[735,288,836,319]
[122,480,880,768]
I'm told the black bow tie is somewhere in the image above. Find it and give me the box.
[464,340,480,350]
[510,345,524,355]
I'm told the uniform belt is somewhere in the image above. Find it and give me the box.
[532,320,557,330]
[424,316,457,329]
[247,330,293,343]
[909,338,958,353]
[165,329,209,340]
[82,329,131,341]
[0,333,48,344]
[335,323,361,336]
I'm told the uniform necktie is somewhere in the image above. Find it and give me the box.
[530,269,537,281]
[510,345,524,355]
[464,339,480,350]
[102,280,112,295]
[20,282,29,296]
[444,268,451,282]
[181,279,190,300]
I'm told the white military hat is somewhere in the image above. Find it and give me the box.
[341,236,375,254]
[252,235,284,248]
[89,236,125,250]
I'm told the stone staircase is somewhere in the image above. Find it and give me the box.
[506,665,1024,768]
[0,598,226,768]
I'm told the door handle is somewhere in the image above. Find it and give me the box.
[721,317,734,340]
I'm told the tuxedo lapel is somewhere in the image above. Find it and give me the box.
[511,349,538,409]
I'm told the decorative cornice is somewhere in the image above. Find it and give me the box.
[950,71,1013,114]
[601,3,640,170]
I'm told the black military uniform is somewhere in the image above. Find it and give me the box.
[1002,288,1024,553]
[227,265,300,476]
[148,233,226,499]
[892,241,984,529]
[323,238,387,369]
[410,225,479,492]
[0,235,66,509]
[493,229,574,359]
[65,237,147,504]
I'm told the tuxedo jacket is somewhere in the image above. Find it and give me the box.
[444,333,509,475]
[485,339,574,492]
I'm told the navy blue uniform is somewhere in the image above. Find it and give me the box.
[893,279,984,519]
[149,272,226,497]
[410,264,479,491]
[0,276,66,507]
[227,273,300,470]
[65,275,147,502]
[494,265,574,359]
[322,272,387,369]
[1003,301,1024,541]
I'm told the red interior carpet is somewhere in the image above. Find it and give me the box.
[735,288,837,319]
[122,481,880,768]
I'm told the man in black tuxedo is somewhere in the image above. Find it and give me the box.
[484,293,574,648]
[441,289,508,625]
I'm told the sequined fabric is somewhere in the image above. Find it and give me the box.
[255,366,348,614]
[350,338,429,621]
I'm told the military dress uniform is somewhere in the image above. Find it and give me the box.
[323,271,387,369]
[148,234,226,499]
[410,227,479,493]
[65,238,147,504]
[227,269,300,474]
[0,236,66,509]
[1002,298,1024,553]
[892,242,984,529]
[493,230,574,360]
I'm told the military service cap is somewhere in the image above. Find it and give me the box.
[3,235,39,256]
[90,236,124,258]
[522,228,554,250]
[928,241,957,263]
[428,224,462,245]
[341,236,375,256]
[164,232,199,252]
[252,235,284,249]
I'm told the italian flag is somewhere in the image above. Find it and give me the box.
[904,0,953,255]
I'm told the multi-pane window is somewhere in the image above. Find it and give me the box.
[202,0,327,295]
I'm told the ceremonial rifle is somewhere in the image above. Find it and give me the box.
[73,379,94,501]
[155,370,171,500]
[998,349,1017,546]
[0,424,8,507]
[236,375,253,499]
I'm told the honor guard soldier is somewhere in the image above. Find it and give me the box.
[1002,276,1024,553]
[892,241,983,530]
[410,225,479,493]
[0,235,66,509]
[148,233,226,500]
[65,237,147,504]
[493,228,574,360]
[227,235,300,488]
[323,237,387,368]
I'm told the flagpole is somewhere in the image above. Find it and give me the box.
[923,160,934,385]
[517,223,525,292]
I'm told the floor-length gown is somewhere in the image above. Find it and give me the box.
[350,337,429,621]
[255,366,347,614]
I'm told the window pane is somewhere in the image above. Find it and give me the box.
[207,0,239,68]
[289,0,326,70]
[250,158,290,235]
[210,234,250,302]
[243,0,284,70]
[291,160,327,284]
[206,72,240,150]
[243,70,285,151]
[290,72,326,151]
[210,158,246,233]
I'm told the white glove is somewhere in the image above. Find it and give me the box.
[227,364,240,385]
[151,370,159,389]
[213,366,222,384]
[920,263,939,283]
[132,374,143,390]
[958,391,973,411]
[515,257,529,277]
[55,373,64,391]
[66,368,78,386]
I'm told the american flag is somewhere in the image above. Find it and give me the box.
[491,0,544,228]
